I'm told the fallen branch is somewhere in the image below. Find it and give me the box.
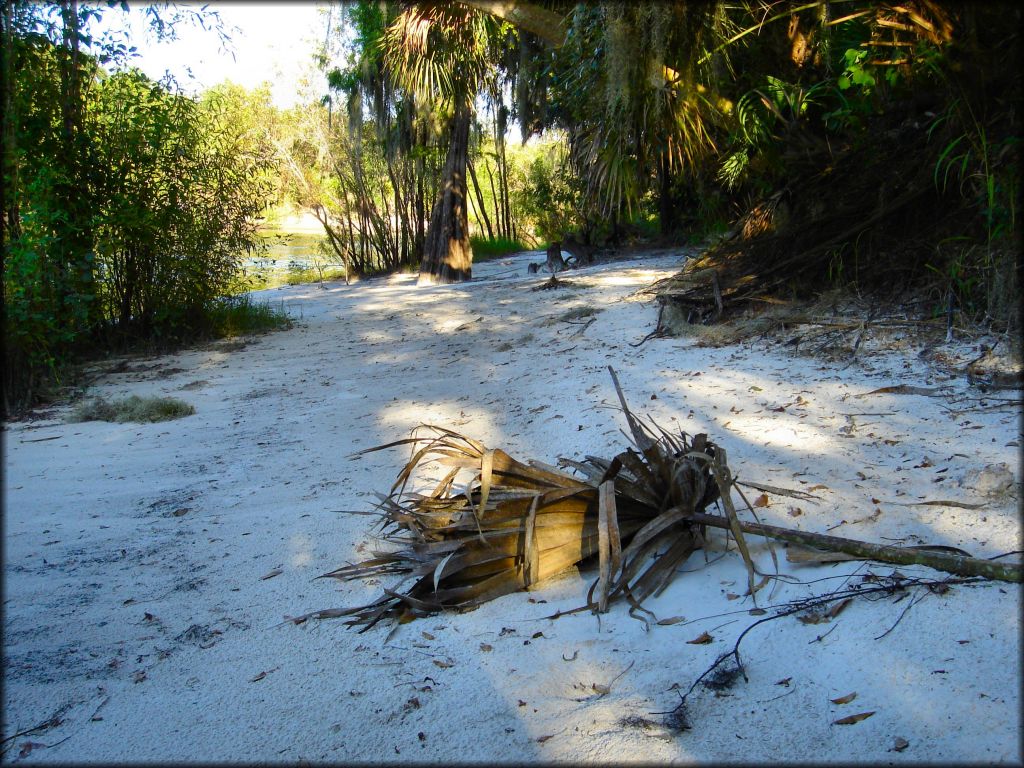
[882,499,988,510]
[687,512,1022,583]
[855,384,945,398]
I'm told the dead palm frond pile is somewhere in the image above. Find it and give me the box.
[297,368,1020,631]
[301,368,772,631]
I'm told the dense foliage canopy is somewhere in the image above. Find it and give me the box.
[2,2,274,411]
[323,0,1017,304]
[2,1,1019,413]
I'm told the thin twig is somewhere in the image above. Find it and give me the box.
[658,575,984,725]
[0,711,66,746]
[873,591,927,640]
[760,687,797,704]
[808,622,840,644]
[607,659,636,690]
[87,695,110,722]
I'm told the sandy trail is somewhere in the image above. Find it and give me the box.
[3,249,1020,763]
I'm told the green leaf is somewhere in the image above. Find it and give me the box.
[852,69,875,87]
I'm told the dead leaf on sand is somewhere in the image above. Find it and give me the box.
[687,631,714,644]
[828,598,853,618]
[260,568,283,580]
[249,666,279,683]
[855,385,940,398]
[833,711,875,725]
[798,597,853,624]
[18,742,48,759]
[830,691,857,705]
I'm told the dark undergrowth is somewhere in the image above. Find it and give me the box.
[3,296,290,419]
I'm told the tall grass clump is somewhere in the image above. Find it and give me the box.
[206,296,291,338]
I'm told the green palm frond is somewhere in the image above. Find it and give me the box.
[381,3,505,108]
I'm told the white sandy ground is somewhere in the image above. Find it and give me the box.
[2,248,1021,764]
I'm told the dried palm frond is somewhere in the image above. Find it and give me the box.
[297,367,763,631]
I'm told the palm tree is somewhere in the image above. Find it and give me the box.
[460,0,735,235]
[381,2,506,284]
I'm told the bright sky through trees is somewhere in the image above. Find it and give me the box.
[114,2,330,108]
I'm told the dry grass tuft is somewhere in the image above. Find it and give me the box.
[68,395,195,423]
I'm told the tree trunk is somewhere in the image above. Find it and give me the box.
[313,204,350,284]
[485,152,501,237]
[56,0,96,331]
[496,109,513,240]
[418,100,473,285]
[657,153,677,237]
[414,154,426,266]
[466,155,494,241]
[458,0,566,47]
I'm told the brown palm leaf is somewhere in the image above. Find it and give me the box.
[296,368,762,630]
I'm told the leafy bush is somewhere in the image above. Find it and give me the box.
[88,70,275,339]
[512,142,584,243]
[3,26,275,413]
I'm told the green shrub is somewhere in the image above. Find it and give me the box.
[3,57,275,415]
[470,236,531,260]
[512,145,585,243]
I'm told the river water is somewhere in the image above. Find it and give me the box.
[238,231,335,288]
[244,230,328,273]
